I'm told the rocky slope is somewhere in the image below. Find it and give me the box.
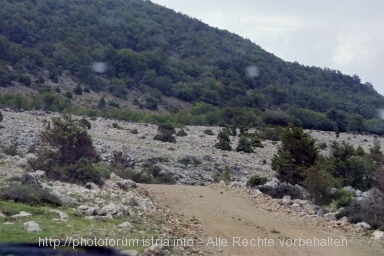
[0,109,384,255]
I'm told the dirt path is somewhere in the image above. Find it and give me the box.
[145,184,383,256]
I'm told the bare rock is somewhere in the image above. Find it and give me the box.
[116,179,137,190]
[121,250,139,256]
[372,230,384,240]
[49,209,68,222]
[24,221,41,232]
[85,182,99,190]
[11,211,32,218]
[77,205,98,216]
[99,203,129,217]
[117,221,133,229]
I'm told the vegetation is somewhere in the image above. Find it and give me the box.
[153,124,176,143]
[223,166,232,185]
[214,129,231,151]
[176,129,188,137]
[0,0,383,134]
[246,174,268,188]
[236,136,253,153]
[29,115,102,185]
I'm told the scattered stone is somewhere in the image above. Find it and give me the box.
[117,221,133,229]
[116,179,137,190]
[24,221,41,232]
[11,211,32,218]
[77,205,98,216]
[372,230,384,240]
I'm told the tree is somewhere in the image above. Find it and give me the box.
[271,126,318,184]
[29,115,100,184]
[214,129,231,151]
[98,97,106,110]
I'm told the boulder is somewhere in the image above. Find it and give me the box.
[11,211,32,218]
[49,190,74,206]
[77,205,98,216]
[116,179,137,190]
[117,221,133,229]
[99,203,129,217]
[355,222,371,229]
[264,177,279,188]
[24,221,41,232]
[372,230,384,240]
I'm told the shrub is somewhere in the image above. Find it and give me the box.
[204,129,214,135]
[335,189,353,208]
[29,115,100,185]
[83,87,90,93]
[336,190,384,229]
[73,84,83,95]
[255,127,282,141]
[65,91,73,99]
[108,100,120,108]
[4,141,19,156]
[79,117,91,129]
[272,126,318,184]
[94,162,111,179]
[259,184,303,199]
[223,166,232,185]
[214,129,231,151]
[112,122,122,129]
[0,111,3,122]
[153,124,176,143]
[246,174,268,188]
[250,137,264,148]
[131,128,138,134]
[177,156,201,166]
[98,97,106,110]
[54,87,61,93]
[176,129,188,137]
[0,183,61,206]
[236,136,253,153]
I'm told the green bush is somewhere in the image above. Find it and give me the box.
[259,184,303,200]
[223,166,232,185]
[79,117,91,129]
[65,91,73,99]
[236,136,253,153]
[0,111,3,122]
[131,128,138,134]
[204,129,214,135]
[73,84,83,95]
[29,115,100,185]
[246,174,268,188]
[153,124,176,143]
[214,129,231,151]
[176,129,188,136]
[94,162,111,179]
[112,122,122,129]
[250,137,264,148]
[335,189,354,208]
[0,183,61,206]
[4,141,19,156]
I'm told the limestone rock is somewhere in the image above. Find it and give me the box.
[24,221,41,232]
[116,179,137,190]
[117,221,133,229]
[11,211,32,218]
[372,230,384,240]
[77,205,98,216]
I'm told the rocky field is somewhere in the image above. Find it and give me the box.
[0,109,383,255]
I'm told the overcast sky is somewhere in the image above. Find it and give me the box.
[153,0,384,95]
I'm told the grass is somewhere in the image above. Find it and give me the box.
[0,200,163,252]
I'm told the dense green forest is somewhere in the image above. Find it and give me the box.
[1,0,384,133]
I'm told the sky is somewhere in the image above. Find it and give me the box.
[153,0,384,95]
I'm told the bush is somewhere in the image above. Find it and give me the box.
[108,100,120,108]
[255,127,283,141]
[236,136,253,153]
[153,124,176,143]
[335,189,353,208]
[131,128,138,134]
[214,129,231,151]
[250,137,264,148]
[0,183,61,206]
[3,141,19,156]
[83,87,90,93]
[29,115,100,185]
[223,166,232,185]
[204,129,214,135]
[176,129,188,137]
[65,91,73,99]
[73,84,83,95]
[112,122,122,129]
[79,117,91,129]
[259,184,303,199]
[246,174,268,188]
[0,111,3,122]
[94,162,111,179]
[177,156,201,166]
[336,190,384,229]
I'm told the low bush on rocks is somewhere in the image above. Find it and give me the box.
[0,183,61,206]
[259,184,304,200]
[335,189,354,208]
[246,174,268,188]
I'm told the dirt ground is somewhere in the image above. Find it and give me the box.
[145,184,383,256]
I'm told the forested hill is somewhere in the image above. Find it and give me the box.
[1,0,384,133]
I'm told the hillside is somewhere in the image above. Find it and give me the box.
[0,110,383,255]
[1,0,384,133]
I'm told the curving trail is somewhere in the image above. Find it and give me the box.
[145,184,383,256]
